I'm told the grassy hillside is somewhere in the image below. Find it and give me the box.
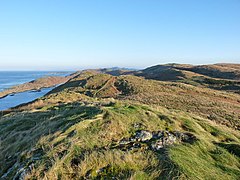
[134,64,240,94]
[1,100,240,179]
[44,72,240,129]
[0,67,240,179]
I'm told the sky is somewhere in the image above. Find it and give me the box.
[0,0,239,70]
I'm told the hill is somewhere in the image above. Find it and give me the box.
[134,63,240,94]
[0,64,240,179]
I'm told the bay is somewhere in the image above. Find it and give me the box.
[0,71,71,111]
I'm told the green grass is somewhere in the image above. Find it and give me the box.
[1,101,239,179]
[1,72,240,179]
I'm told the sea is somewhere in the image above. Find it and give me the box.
[0,71,72,111]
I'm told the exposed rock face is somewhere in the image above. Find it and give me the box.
[116,130,196,152]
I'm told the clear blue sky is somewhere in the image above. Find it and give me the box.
[0,0,239,70]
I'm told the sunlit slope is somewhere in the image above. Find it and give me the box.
[46,72,240,129]
[0,70,240,179]
[135,64,240,93]
[1,100,240,179]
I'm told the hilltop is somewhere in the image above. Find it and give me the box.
[134,63,240,94]
[0,63,240,179]
[81,63,240,94]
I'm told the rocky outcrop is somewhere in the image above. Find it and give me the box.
[116,130,196,152]
[135,130,153,142]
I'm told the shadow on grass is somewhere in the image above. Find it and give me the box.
[47,79,87,95]
[0,102,101,178]
[216,142,240,158]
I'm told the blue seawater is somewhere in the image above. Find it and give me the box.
[0,71,72,110]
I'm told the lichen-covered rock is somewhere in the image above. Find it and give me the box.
[117,130,196,152]
[151,132,177,151]
[134,130,153,142]
[151,140,164,150]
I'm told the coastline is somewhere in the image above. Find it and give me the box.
[0,76,70,99]
[0,71,78,111]
[0,87,55,111]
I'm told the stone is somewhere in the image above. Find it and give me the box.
[151,131,177,151]
[152,131,163,139]
[135,130,153,142]
[166,133,177,144]
[119,138,132,145]
[151,140,164,150]
[116,130,196,152]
